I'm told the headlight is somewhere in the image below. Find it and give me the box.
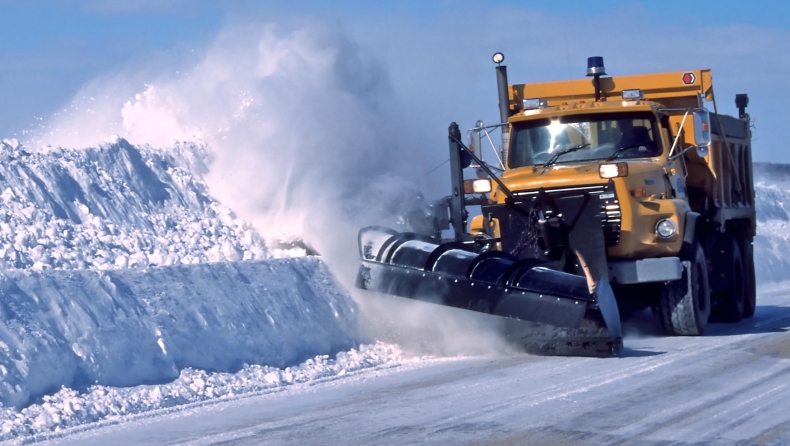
[655,218,677,239]
[473,179,492,193]
[599,162,628,179]
[463,179,492,194]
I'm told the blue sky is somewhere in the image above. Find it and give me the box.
[1,0,788,165]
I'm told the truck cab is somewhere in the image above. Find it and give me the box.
[354,55,755,351]
[466,56,755,335]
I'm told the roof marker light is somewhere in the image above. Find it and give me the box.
[622,89,644,101]
[523,98,547,110]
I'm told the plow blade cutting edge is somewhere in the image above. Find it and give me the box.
[356,227,622,356]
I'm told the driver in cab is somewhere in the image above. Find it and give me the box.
[616,119,654,154]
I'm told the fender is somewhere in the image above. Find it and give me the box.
[681,212,700,259]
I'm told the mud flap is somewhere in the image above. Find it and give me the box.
[595,278,622,340]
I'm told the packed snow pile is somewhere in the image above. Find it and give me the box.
[0,257,359,410]
[0,138,267,271]
[0,343,403,441]
[753,163,790,284]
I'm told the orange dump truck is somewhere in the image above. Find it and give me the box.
[356,54,755,356]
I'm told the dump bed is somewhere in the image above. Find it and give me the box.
[693,110,755,234]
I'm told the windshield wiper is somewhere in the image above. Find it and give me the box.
[541,143,590,169]
[605,144,642,161]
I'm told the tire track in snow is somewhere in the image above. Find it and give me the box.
[418,303,790,440]
[613,357,790,441]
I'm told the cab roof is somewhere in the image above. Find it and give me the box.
[509,69,712,113]
[509,101,658,124]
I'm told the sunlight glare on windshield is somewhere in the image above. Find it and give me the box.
[547,120,564,153]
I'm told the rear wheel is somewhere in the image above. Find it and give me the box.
[659,241,710,335]
[712,239,747,322]
[741,238,757,318]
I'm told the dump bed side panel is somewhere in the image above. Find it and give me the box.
[684,113,755,236]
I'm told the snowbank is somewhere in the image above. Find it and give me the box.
[0,257,359,409]
[0,343,403,442]
[753,163,790,284]
[0,138,267,271]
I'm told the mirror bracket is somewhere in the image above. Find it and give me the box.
[669,144,709,162]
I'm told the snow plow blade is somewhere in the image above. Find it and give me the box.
[356,227,622,357]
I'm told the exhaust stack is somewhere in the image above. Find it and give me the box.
[493,52,510,149]
[736,94,749,119]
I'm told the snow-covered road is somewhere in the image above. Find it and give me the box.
[1,140,789,445]
[39,283,790,446]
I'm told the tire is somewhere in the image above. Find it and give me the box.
[659,240,711,335]
[741,238,757,318]
[712,239,746,322]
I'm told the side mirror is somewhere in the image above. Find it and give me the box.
[696,145,709,158]
[470,120,484,158]
[693,109,711,147]
[460,149,473,168]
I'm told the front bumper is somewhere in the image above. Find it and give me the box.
[608,257,682,284]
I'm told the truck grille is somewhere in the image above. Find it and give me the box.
[511,183,622,247]
[600,198,622,246]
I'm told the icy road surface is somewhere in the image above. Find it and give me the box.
[38,283,790,446]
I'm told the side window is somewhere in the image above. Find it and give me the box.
[660,114,672,155]
[510,122,551,167]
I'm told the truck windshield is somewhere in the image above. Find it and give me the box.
[508,111,661,168]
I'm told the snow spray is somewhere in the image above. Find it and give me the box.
[28,20,517,358]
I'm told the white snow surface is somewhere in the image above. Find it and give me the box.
[0,138,267,271]
[52,287,790,446]
[0,343,402,443]
[752,163,790,283]
[0,257,359,411]
[0,138,368,441]
[0,140,789,443]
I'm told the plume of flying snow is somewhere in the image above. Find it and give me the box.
[30,20,516,358]
[35,23,417,263]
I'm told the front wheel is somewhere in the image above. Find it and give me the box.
[659,241,711,336]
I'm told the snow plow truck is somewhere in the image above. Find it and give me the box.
[356,54,755,356]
